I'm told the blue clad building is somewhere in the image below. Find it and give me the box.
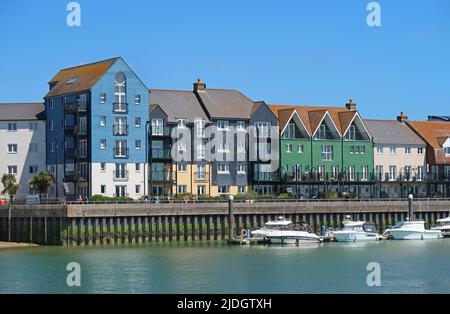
[44,57,149,199]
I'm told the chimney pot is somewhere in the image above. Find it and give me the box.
[345,99,356,111]
[194,79,206,92]
[397,112,408,123]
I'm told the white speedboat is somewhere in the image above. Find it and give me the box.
[332,217,381,242]
[250,217,293,238]
[265,229,321,244]
[431,216,450,237]
[385,220,442,240]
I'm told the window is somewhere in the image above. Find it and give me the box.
[151,119,163,135]
[8,166,17,175]
[49,121,54,131]
[7,144,17,154]
[404,166,412,179]
[237,164,247,174]
[217,163,230,174]
[236,121,245,131]
[389,146,396,155]
[361,146,365,154]
[29,165,38,174]
[135,185,141,194]
[316,124,327,139]
[135,95,141,105]
[355,146,360,154]
[345,125,356,141]
[177,142,187,154]
[135,117,141,127]
[445,147,450,156]
[417,166,424,180]
[8,123,17,131]
[217,120,229,130]
[405,147,411,155]
[101,163,106,171]
[298,144,304,153]
[350,146,354,154]
[115,164,127,179]
[331,165,339,179]
[195,119,205,137]
[100,139,106,150]
[375,165,383,180]
[29,122,38,131]
[100,116,106,126]
[197,185,206,195]
[237,142,246,154]
[347,166,355,181]
[197,164,206,180]
[284,123,295,139]
[100,93,106,104]
[389,166,397,181]
[178,185,187,194]
[238,186,246,193]
[254,122,271,138]
[135,140,141,150]
[114,72,127,106]
[418,147,424,154]
[135,163,141,171]
[101,185,106,194]
[177,119,187,128]
[361,166,368,181]
[286,144,292,153]
[114,117,127,135]
[49,142,55,153]
[218,185,229,194]
[63,97,67,105]
[29,143,39,153]
[178,164,187,172]
[321,145,333,161]
[196,144,205,159]
[50,99,54,109]
[114,140,127,157]
[377,146,383,154]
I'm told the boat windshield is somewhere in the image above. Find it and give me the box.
[363,223,376,233]
[391,221,404,229]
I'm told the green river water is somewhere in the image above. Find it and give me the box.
[1,240,449,293]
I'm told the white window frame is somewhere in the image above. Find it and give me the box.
[236,121,246,131]
[7,144,17,154]
[135,117,141,128]
[218,185,229,194]
[405,147,411,155]
[298,144,304,153]
[217,120,229,131]
[177,185,187,194]
[100,139,106,150]
[286,144,292,153]
[8,165,18,175]
[177,119,187,128]
[321,145,333,161]
[135,140,141,150]
[217,163,230,174]
[178,164,187,172]
[237,164,247,174]
[196,144,205,159]
[389,146,396,155]
[377,146,383,154]
[100,116,106,127]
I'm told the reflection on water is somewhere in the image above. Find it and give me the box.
[0,240,449,293]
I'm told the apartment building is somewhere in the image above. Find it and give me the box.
[407,120,450,197]
[365,113,427,198]
[0,103,46,196]
[44,57,149,199]
[149,80,279,197]
[270,100,374,198]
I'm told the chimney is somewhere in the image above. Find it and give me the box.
[345,99,356,111]
[193,78,206,92]
[397,112,408,123]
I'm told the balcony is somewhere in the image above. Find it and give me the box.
[64,100,88,113]
[113,147,129,159]
[151,149,172,159]
[151,171,174,183]
[113,170,129,181]
[194,172,209,182]
[253,172,280,182]
[64,148,77,160]
[151,126,171,137]
[113,103,128,113]
[113,124,129,136]
[64,171,88,182]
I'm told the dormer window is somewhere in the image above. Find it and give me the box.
[345,125,356,141]
[217,120,229,131]
[445,147,450,156]
[315,124,327,139]
[177,119,187,128]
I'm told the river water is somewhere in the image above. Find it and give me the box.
[1,240,449,293]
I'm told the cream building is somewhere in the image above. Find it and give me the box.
[0,103,46,197]
[365,113,427,198]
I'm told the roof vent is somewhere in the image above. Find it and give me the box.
[66,76,78,85]
[193,78,206,92]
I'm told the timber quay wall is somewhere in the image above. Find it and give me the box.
[0,199,449,246]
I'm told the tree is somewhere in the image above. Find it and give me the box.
[1,174,20,203]
[28,172,55,197]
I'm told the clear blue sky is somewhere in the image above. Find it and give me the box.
[0,0,449,120]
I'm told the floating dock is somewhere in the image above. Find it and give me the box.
[226,237,269,245]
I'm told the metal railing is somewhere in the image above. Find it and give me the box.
[253,172,281,181]
[151,149,172,159]
[151,126,171,137]
[151,171,174,182]
[64,100,88,113]
[113,124,129,136]
[113,103,128,113]
[113,170,129,181]
[113,147,129,159]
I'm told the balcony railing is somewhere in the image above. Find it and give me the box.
[194,172,209,182]
[113,147,129,159]
[151,149,172,159]
[113,170,129,181]
[64,171,88,182]
[151,171,174,183]
[113,124,129,136]
[313,131,341,140]
[113,103,128,113]
[151,126,171,137]
[64,100,88,113]
[253,172,280,181]
[344,131,371,141]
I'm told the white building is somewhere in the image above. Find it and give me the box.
[0,103,46,197]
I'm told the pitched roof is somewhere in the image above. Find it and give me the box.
[150,89,210,123]
[269,104,355,135]
[407,121,450,148]
[0,103,45,121]
[45,57,120,98]
[364,119,425,145]
[196,89,255,119]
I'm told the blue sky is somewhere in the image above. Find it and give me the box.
[0,0,449,120]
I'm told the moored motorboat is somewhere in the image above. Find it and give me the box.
[431,216,450,237]
[385,220,442,240]
[332,216,381,242]
[265,229,321,244]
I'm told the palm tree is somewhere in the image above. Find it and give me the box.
[1,173,20,203]
[28,172,55,198]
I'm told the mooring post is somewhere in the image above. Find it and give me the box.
[408,194,414,221]
[228,195,235,239]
